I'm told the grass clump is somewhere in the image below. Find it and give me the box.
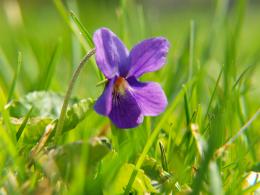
[0,0,260,194]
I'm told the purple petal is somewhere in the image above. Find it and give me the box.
[128,78,167,116]
[127,37,169,78]
[94,78,115,116]
[93,28,129,78]
[109,90,143,128]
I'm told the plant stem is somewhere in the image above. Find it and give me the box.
[54,48,96,144]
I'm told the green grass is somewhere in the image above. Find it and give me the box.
[0,0,260,194]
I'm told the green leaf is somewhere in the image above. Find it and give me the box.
[7,91,93,132]
[39,138,111,180]
[8,91,76,118]
[63,98,93,132]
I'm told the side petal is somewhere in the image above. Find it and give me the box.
[127,37,169,78]
[128,78,168,116]
[93,28,129,78]
[109,90,143,129]
[94,78,115,116]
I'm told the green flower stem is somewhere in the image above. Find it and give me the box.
[55,48,96,144]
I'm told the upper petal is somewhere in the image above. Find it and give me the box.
[93,28,129,78]
[94,77,115,116]
[109,89,143,129]
[128,77,168,116]
[127,37,169,78]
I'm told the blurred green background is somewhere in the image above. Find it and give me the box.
[0,0,259,99]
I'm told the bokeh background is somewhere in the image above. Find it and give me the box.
[0,0,259,100]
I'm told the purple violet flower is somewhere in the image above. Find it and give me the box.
[93,28,169,128]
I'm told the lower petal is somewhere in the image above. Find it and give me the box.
[94,78,115,116]
[128,78,167,116]
[109,90,143,128]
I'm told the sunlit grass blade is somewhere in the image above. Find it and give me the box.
[232,64,255,89]
[70,11,94,48]
[0,47,13,90]
[118,0,129,43]
[0,126,16,161]
[191,123,207,158]
[243,182,260,194]
[159,141,168,172]
[227,107,259,146]
[7,51,22,102]
[16,107,33,141]
[166,123,173,160]
[38,40,62,90]
[189,20,195,80]
[0,87,16,154]
[181,85,194,151]
[192,103,225,194]
[137,5,146,39]
[209,161,223,195]
[53,0,102,80]
[215,108,260,159]
[204,65,223,123]
[236,93,257,160]
[53,0,88,50]
[183,85,191,127]
[223,0,246,94]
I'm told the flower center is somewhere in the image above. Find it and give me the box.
[113,76,128,95]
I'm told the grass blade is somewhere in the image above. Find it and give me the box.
[70,11,94,48]
[183,85,191,127]
[7,52,22,102]
[204,65,223,123]
[209,161,223,195]
[159,141,168,172]
[189,20,195,80]
[53,0,88,50]
[232,64,255,89]
[215,107,260,159]
[0,87,16,150]
[243,182,260,194]
[0,47,13,88]
[16,107,33,141]
[53,0,102,80]
[39,40,62,90]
